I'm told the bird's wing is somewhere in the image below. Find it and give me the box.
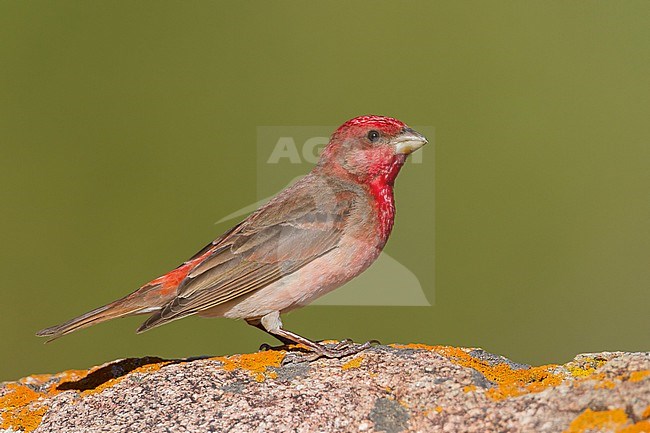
[137,180,355,332]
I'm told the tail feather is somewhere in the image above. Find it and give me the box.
[136,304,188,334]
[36,301,152,342]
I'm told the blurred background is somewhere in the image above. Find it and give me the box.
[1,2,649,381]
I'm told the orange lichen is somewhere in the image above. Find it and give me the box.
[393,345,649,400]
[1,405,48,433]
[618,420,650,433]
[392,345,646,400]
[1,384,44,408]
[594,379,616,390]
[463,385,476,393]
[563,409,628,433]
[0,383,48,432]
[574,369,650,393]
[628,370,650,383]
[567,365,597,378]
[435,406,443,413]
[391,343,436,351]
[565,357,608,379]
[342,356,364,370]
[213,350,285,382]
[391,344,569,400]
[564,409,650,433]
[431,346,561,401]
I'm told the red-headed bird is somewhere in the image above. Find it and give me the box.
[37,115,427,359]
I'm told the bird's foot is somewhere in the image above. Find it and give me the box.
[259,342,311,353]
[259,342,282,351]
[280,339,380,365]
[330,338,354,350]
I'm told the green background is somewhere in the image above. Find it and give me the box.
[1,2,649,381]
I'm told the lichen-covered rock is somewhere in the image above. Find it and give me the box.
[1,345,649,433]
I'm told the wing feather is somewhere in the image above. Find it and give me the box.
[137,177,356,332]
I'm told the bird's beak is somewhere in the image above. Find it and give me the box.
[394,127,428,155]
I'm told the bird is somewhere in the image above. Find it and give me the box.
[37,115,427,359]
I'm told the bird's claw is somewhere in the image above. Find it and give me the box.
[259,343,273,351]
[332,338,353,350]
[280,339,379,365]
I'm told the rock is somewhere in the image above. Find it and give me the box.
[1,345,649,433]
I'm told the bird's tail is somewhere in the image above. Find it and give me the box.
[36,295,158,342]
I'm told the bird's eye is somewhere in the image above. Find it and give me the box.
[367,130,380,142]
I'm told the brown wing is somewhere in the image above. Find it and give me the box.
[137,178,355,332]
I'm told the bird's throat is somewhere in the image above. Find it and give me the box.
[369,180,395,242]
[369,154,405,242]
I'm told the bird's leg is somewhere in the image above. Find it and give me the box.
[256,311,378,363]
[247,320,296,348]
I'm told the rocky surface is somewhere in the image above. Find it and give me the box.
[1,344,649,433]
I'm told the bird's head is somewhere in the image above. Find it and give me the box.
[317,115,427,185]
